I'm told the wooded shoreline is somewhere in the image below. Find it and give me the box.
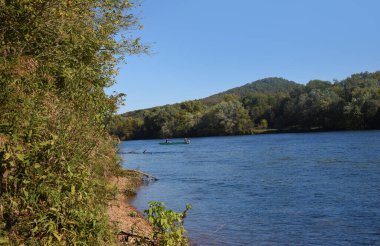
[110,72,380,141]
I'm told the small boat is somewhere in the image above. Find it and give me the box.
[159,142,190,145]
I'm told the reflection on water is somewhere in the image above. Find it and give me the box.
[120,131,380,245]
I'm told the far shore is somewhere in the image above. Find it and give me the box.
[118,128,380,142]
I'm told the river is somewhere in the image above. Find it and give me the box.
[119,131,380,245]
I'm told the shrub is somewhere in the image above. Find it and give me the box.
[145,201,191,246]
[0,0,146,244]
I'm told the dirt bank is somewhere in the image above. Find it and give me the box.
[107,171,153,244]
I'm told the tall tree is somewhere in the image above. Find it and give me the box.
[197,100,253,136]
[0,0,146,244]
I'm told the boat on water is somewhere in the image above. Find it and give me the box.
[159,142,189,145]
[159,138,191,145]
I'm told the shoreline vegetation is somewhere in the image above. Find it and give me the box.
[0,0,193,244]
[107,169,192,245]
[109,72,380,141]
[0,0,186,245]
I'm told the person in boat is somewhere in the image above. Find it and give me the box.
[184,138,190,144]
[165,138,169,143]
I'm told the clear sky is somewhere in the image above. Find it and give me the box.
[107,0,380,113]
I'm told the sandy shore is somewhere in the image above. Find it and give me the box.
[107,172,153,244]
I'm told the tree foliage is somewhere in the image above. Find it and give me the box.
[145,201,191,246]
[0,0,146,244]
[110,73,380,140]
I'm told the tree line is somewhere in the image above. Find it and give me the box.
[109,72,380,140]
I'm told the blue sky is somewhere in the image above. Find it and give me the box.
[107,0,380,113]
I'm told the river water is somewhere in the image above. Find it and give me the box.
[119,131,380,245]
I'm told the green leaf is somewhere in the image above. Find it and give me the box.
[4,153,11,160]
[31,226,39,234]
[53,232,61,242]
[23,189,28,198]
[0,237,10,245]
[39,141,51,147]
[16,153,24,161]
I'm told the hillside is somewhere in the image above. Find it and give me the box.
[213,77,300,97]
[124,77,302,116]
[110,71,380,140]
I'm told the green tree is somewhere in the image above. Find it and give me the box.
[145,202,191,246]
[197,100,253,136]
[143,108,177,138]
[306,80,332,92]
[298,89,343,129]
[180,100,204,113]
[260,119,268,129]
[109,71,380,138]
[0,0,146,244]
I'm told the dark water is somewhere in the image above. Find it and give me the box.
[119,131,380,245]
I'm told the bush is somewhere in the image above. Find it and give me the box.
[0,0,146,244]
[145,201,191,246]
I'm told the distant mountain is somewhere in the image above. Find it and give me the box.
[123,77,302,115]
[224,77,300,94]
[200,77,302,105]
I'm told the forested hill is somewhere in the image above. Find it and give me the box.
[109,72,380,140]
[201,77,301,105]
[222,77,300,95]
[118,77,298,118]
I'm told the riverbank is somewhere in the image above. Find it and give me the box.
[107,170,153,244]
[118,128,377,141]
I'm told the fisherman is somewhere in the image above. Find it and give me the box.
[184,138,190,144]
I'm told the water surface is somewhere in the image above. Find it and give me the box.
[120,131,380,245]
